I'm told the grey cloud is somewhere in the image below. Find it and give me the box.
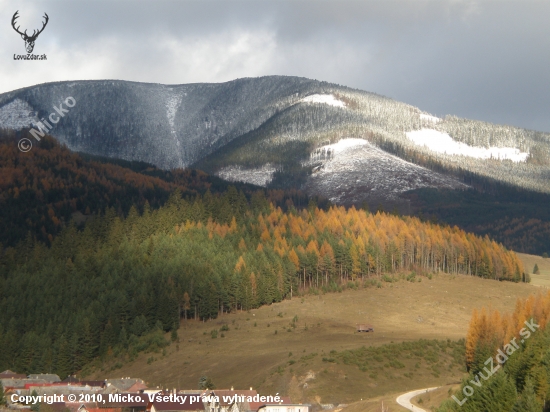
[1,0,549,132]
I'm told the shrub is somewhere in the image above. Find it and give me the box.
[382,274,395,283]
[198,376,215,390]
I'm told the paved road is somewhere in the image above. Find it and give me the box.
[396,387,440,411]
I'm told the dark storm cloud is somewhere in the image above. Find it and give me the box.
[1,0,549,132]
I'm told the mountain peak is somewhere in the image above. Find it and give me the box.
[0,76,548,205]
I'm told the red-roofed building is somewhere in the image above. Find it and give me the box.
[0,370,26,379]
[98,393,148,412]
[246,401,265,412]
[24,382,75,389]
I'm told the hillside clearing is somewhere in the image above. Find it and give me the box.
[517,252,550,287]
[90,273,537,405]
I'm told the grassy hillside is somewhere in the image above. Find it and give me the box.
[1,128,542,409]
[517,253,550,287]
[409,385,461,411]
[338,384,460,412]
[88,274,538,405]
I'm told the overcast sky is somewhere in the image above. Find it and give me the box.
[1,0,549,132]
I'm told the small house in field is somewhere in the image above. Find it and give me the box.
[356,324,374,332]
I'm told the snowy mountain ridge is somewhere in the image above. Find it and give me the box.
[0,76,549,206]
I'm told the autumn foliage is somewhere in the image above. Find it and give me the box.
[465,292,550,371]
[239,204,525,286]
[0,131,529,380]
[0,133,314,248]
[438,293,550,410]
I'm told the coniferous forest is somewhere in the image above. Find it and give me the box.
[4,129,547,412]
[0,172,526,377]
[0,132,314,249]
[0,48,548,412]
[438,292,550,411]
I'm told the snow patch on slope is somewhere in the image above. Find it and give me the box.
[318,138,368,154]
[305,138,466,204]
[217,163,277,187]
[301,94,345,108]
[165,90,182,133]
[0,99,39,129]
[160,87,185,167]
[406,129,529,162]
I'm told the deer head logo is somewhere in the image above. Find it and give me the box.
[11,11,49,54]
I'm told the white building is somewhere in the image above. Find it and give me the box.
[258,404,310,412]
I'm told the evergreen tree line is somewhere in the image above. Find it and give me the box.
[0,133,320,249]
[438,292,550,412]
[0,188,525,378]
[405,184,550,256]
[373,134,550,255]
[373,134,550,199]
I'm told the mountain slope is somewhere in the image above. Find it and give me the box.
[0,77,330,168]
[1,76,549,206]
[302,138,465,207]
[0,132,319,248]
